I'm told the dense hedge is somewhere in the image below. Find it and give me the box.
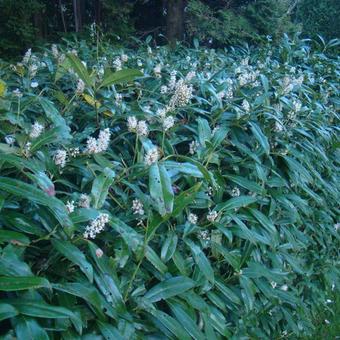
[0,35,339,338]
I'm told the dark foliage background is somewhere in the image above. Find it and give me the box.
[0,0,339,58]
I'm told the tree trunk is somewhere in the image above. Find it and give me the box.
[59,0,67,33]
[166,0,186,46]
[73,0,82,32]
[94,0,101,24]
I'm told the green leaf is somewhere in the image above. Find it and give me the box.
[248,208,277,235]
[91,167,115,209]
[197,118,212,146]
[99,69,142,88]
[168,301,205,340]
[7,300,76,319]
[186,240,214,283]
[146,183,202,242]
[0,177,73,228]
[216,196,257,212]
[145,276,196,302]
[30,127,64,153]
[161,231,178,262]
[0,230,30,246]
[14,317,49,340]
[97,321,124,340]
[145,246,168,274]
[52,239,93,282]
[0,303,18,321]
[0,276,50,291]
[39,97,71,140]
[150,309,191,340]
[149,163,174,216]
[249,122,270,155]
[52,282,106,319]
[67,53,93,88]
[225,174,264,194]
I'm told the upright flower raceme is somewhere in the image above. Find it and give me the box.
[78,194,91,208]
[132,199,144,215]
[76,79,85,95]
[83,213,110,239]
[188,213,198,225]
[169,79,193,108]
[54,149,67,168]
[29,122,44,139]
[127,116,149,137]
[144,147,159,165]
[85,128,111,154]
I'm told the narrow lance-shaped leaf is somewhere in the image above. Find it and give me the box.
[52,239,93,282]
[0,303,18,322]
[99,69,143,88]
[0,177,73,228]
[67,53,93,88]
[186,239,215,283]
[249,122,270,155]
[0,276,50,291]
[144,276,196,303]
[91,167,115,209]
[149,163,174,216]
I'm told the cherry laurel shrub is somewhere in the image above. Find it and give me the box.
[0,36,339,338]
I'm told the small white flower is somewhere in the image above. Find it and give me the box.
[54,149,67,168]
[188,213,198,225]
[280,284,288,291]
[271,281,277,289]
[127,116,138,132]
[51,44,59,58]
[325,319,330,325]
[326,299,332,304]
[156,107,168,119]
[231,187,240,197]
[137,59,143,67]
[162,116,175,131]
[69,147,80,157]
[334,223,340,231]
[207,211,218,223]
[95,248,104,258]
[66,200,75,213]
[121,54,128,62]
[83,213,109,239]
[189,140,199,155]
[292,99,302,112]
[5,135,15,145]
[169,80,193,108]
[113,57,122,71]
[23,48,32,64]
[132,199,144,215]
[185,71,196,81]
[96,128,111,152]
[78,194,91,208]
[29,64,38,77]
[242,99,250,112]
[30,81,39,88]
[85,128,111,154]
[144,147,159,165]
[13,88,23,98]
[274,121,284,132]
[29,122,44,139]
[199,230,210,241]
[23,142,32,157]
[160,85,168,94]
[154,64,162,77]
[136,120,149,137]
[76,79,85,95]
